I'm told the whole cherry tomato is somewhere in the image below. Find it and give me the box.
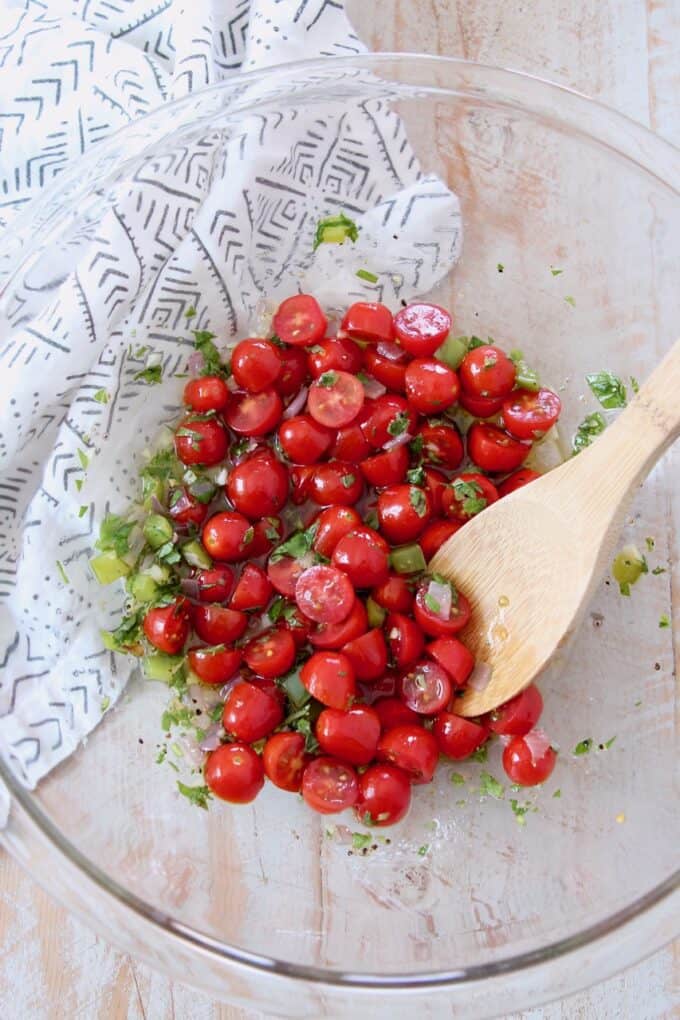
[354,764,411,825]
[377,725,439,783]
[231,338,282,393]
[205,743,264,803]
[143,597,190,654]
[459,344,516,399]
[183,375,229,412]
[174,416,228,466]
[315,706,381,766]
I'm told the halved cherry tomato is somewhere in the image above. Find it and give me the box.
[143,597,190,654]
[400,660,451,715]
[377,484,432,543]
[302,757,359,814]
[183,375,230,413]
[308,370,364,429]
[224,388,283,436]
[459,390,505,418]
[309,461,364,506]
[442,472,499,523]
[316,706,381,765]
[295,564,354,624]
[364,346,408,393]
[308,337,364,377]
[273,294,327,347]
[263,732,309,792]
[168,487,210,528]
[300,651,356,709]
[312,505,362,558]
[361,394,417,449]
[427,637,474,688]
[502,388,562,440]
[229,563,272,611]
[223,680,284,741]
[309,598,368,649]
[175,416,228,466]
[342,628,388,682]
[277,604,312,649]
[377,725,439,783]
[202,511,256,562]
[191,604,248,645]
[243,627,296,679]
[371,574,414,614]
[417,422,464,469]
[231,338,281,393]
[414,582,471,637]
[341,302,394,343]
[419,519,463,561]
[276,346,308,397]
[358,671,399,705]
[290,464,314,505]
[385,612,425,670]
[267,555,308,598]
[405,358,459,414]
[330,409,374,461]
[227,452,289,519]
[393,302,451,357]
[360,444,409,488]
[373,697,421,730]
[331,528,390,588]
[194,566,234,603]
[205,743,264,804]
[188,645,242,685]
[433,713,490,759]
[459,345,516,399]
[488,684,543,736]
[278,414,334,465]
[467,422,531,473]
[497,468,541,497]
[422,467,448,515]
[502,730,557,786]
[249,515,283,558]
[355,764,411,825]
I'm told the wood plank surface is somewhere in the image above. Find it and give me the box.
[1,1,678,1017]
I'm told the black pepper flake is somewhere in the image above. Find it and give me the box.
[138,738,144,744]
[654,662,661,671]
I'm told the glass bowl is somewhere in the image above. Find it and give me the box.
[0,56,678,1019]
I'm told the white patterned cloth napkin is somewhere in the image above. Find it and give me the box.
[0,0,461,792]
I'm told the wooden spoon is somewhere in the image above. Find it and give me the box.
[429,338,680,717]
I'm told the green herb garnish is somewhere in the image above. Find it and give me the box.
[313,212,359,250]
[342,474,356,488]
[469,744,488,763]
[552,788,562,798]
[134,363,163,385]
[573,738,593,756]
[659,614,670,629]
[417,844,430,856]
[56,560,70,584]
[630,376,640,394]
[406,465,426,486]
[270,523,318,563]
[451,478,487,516]
[318,371,338,388]
[479,772,504,799]
[497,263,504,273]
[192,329,225,377]
[550,267,563,276]
[572,412,606,453]
[509,799,531,825]
[78,505,88,518]
[564,295,576,307]
[409,486,428,517]
[652,566,666,575]
[96,513,135,557]
[356,269,378,284]
[77,448,90,470]
[450,772,465,785]
[424,592,441,614]
[177,782,212,810]
[351,832,372,850]
[93,389,109,404]
[586,371,627,409]
[387,412,410,438]
[509,349,540,392]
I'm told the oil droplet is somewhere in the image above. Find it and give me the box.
[615,812,626,824]
[492,624,509,643]
[498,595,510,608]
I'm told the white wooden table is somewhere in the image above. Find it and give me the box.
[1,1,678,1016]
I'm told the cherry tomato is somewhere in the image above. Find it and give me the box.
[243,627,296,679]
[502,387,562,440]
[276,345,308,397]
[202,511,256,562]
[167,487,210,528]
[273,294,327,347]
[267,555,308,599]
[191,604,248,644]
[222,680,284,741]
[194,566,234,603]
[459,389,505,418]
[393,302,451,357]
[308,370,364,429]
[278,414,334,465]
[301,650,356,709]
[467,422,531,474]
[143,597,190,654]
[361,395,417,449]
[316,706,381,766]
[290,464,314,505]
[277,604,312,649]
[308,337,364,377]
[502,730,557,786]
[342,628,388,682]
[374,697,421,730]
[497,468,541,497]
[385,612,425,670]
[188,645,242,685]
[377,484,432,543]
[174,416,228,467]
[422,467,448,515]
[227,452,288,519]
[249,675,287,710]
[229,563,272,611]
[263,732,309,792]
[418,422,464,469]
[358,671,398,705]
[341,302,394,343]
[360,444,410,488]
[312,505,362,558]
[419,519,463,561]
[355,763,411,826]
[183,375,230,413]
[427,637,474,688]
[309,597,368,649]
[330,408,374,461]
[302,757,359,814]
[377,725,439,783]
[295,564,354,624]
[224,388,283,437]
[488,684,543,736]
[364,346,408,393]
[400,660,451,715]
[459,345,516,399]
[231,338,282,393]
[309,462,364,506]
[205,743,264,804]
[433,713,490,759]
[405,358,459,414]
[442,472,499,523]
[371,573,414,614]
[249,515,283,557]
[331,528,390,588]
[414,581,471,637]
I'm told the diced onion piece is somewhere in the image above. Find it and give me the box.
[427,579,452,620]
[523,727,552,765]
[383,431,412,451]
[468,662,492,691]
[199,724,223,753]
[377,341,404,362]
[283,386,308,419]
[361,375,387,399]
[226,374,240,393]
[188,351,205,376]
[180,577,201,600]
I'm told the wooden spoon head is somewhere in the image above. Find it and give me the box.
[429,491,588,716]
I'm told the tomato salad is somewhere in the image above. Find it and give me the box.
[98,294,559,824]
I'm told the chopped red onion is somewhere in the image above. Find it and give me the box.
[180,577,201,600]
[283,386,308,419]
[187,683,222,713]
[383,431,412,451]
[150,495,167,515]
[219,676,242,700]
[231,438,259,464]
[226,374,240,393]
[188,351,205,376]
[524,727,552,765]
[361,375,387,399]
[199,724,223,753]
[177,733,206,768]
[426,579,452,620]
[468,662,493,691]
[377,341,404,362]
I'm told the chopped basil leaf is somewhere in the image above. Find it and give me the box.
[270,523,318,563]
[652,566,666,575]
[143,448,179,482]
[191,329,225,377]
[209,703,224,723]
[284,701,320,753]
[155,540,181,565]
[645,537,655,551]
[409,486,427,517]
[100,696,111,712]
[161,704,195,731]
[351,832,372,850]
[364,509,379,530]
[417,844,430,855]
[509,799,532,825]
[318,371,338,388]
[550,267,563,276]
[77,448,90,470]
[573,738,593,755]
[356,269,378,284]
[387,411,410,437]
[75,478,84,492]
[586,371,627,409]
[406,465,426,486]
[659,614,670,629]
[572,412,606,453]
[497,263,504,273]
[552,788,562,798]
[96,513,135,557]
[601,736,617,750]
[564,295,576,307]
[56,560,70,585]
[78,505,88,518]
[469,745,488,763]
[479,771,504,799]
[630,376,640,394]
[451,478,486,516]
[313,212,359,250]
[134,364,163,385]
[242,526,255,546]
[409,435,424,456]
[94,388,109,404]
[268,596,287,622]
[102,608,144,653]
[342,473,356,488]
[450,771,466,785]
[467,336,485,350]
[185,307,196,320]
[230,437,252,459]
[509,349,540,392]
[177,782,212,809]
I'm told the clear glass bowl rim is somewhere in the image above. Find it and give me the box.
[0,52,678,993]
